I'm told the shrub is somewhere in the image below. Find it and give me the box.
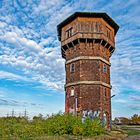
[0,113,105,139]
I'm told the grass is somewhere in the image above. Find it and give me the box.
[126,130,140,136]
[116,125,140,136]
[121,125,140,128]
[19,134,127,140]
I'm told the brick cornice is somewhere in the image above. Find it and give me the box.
[65,81,111,88]
[66,56,111,66]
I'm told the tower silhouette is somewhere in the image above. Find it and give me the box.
[57,12,119,128]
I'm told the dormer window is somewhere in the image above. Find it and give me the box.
[66,27,73,38]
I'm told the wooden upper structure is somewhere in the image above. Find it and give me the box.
[57,12,119,58]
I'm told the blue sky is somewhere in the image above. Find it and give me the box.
[0,0,140,119]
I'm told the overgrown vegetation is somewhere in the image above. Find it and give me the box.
[0,113,105,139]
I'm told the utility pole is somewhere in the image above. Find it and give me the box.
[6,113,9,117]
[110,94,115,130]
[19,112,21,117]
[12,109,15,117]
[73,91,77,116]
[24,109,28,118]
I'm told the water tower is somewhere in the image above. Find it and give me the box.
[57,12,119,128]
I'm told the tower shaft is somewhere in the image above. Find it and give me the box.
[57,12,119,128]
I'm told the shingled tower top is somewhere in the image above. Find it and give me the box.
[57,12,119,128]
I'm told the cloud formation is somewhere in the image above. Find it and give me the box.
[130,95,140,102]
[128,104,140,110]
[0,0,139,117]
[0,98,41,107]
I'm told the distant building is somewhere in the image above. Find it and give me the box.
[57,12,119,128]
[114,117,130,125]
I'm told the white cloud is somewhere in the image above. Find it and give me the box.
[0,21,7,28]
[114,99,128,103]
[1,31,42,52]
[39,37,54,47]
[0,90,6,97]
[128,104,140,110]
[38,93,52,97]
[0,29,65,91]
[0,0,139,94]
[130,95,140,101]
[0,71,29,82]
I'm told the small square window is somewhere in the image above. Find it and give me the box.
[103,65,107,73]
[66,27,73,38]
[71,63,75,72]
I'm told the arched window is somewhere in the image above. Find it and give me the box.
[70,87,74,96]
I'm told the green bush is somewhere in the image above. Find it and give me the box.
[0,113,105,139]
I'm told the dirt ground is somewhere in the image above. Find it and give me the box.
[124,134,140,140]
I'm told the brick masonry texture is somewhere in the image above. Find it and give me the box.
[58,13,119,128]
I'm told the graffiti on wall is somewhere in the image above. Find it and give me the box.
[82,109,101,122]
[82,110,108,126]
[69,107,75,113]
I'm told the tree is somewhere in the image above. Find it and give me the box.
[131,114,140,124]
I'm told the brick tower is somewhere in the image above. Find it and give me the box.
[57,12,119,127]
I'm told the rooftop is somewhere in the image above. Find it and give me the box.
[57,12,119,41]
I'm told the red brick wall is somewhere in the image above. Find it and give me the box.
[65,43,110,61]
[65,45,110,84]
[61,16,116,128]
